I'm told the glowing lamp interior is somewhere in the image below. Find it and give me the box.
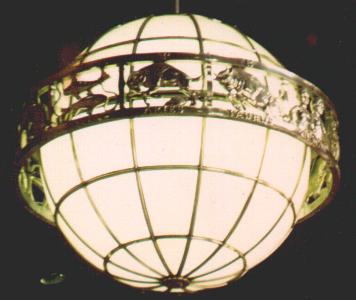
[40,117,310,292]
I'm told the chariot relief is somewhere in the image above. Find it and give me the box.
[215,66,274,111]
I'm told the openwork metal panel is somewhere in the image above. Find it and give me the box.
[16,14,340,293]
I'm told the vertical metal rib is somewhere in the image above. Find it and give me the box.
[184,128,270,278]
[129,118,173,275]
[128,15,154,108]
[132,16,153,55]
[175,0,180,14]
[69,133,164,277]
[187,14,206,90]
[176,117,206,276]
[176,14,207,276]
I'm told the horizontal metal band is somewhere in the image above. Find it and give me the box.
[53,164,296,220]
[17,107,338,166]
[18,53,339,162]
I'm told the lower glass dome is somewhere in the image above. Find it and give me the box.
[39,116,310,292]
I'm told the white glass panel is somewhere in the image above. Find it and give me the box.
[139,170,197,235]
[136,39,200,54]
[129,61,154,72]
[134,116,202,166]
[141,15,197,38]
[86,173,149,243]
[183,241,239,278]
[157,238,187,274]
[293,147,311,215]
[194,172,253,241]
[72,120,133,180]
[203,41,257,60]
[40,134,81,202]
[193,259,244,281]
[227,184,287,253]
[90,18,146,51]
[109,248,159,278]
[259,130,306,196]
[76,67,102,81]
[107,263,158,282]
[204,119,267,178]
[244,206,294,268]
[181,239,219,276]
[59,189,117,256]
[57,216,104,270]
[165,60,203,88]
[194,15,251,48]
[84,44,133,62]
[127,241,168,276]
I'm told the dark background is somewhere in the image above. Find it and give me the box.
[2,1,355,299]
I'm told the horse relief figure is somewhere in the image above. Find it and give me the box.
[127,62,201,107]
[215,66,273,111]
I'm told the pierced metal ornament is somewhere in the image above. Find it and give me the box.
[16,51,340,225]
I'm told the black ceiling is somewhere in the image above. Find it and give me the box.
[3,1,356,299]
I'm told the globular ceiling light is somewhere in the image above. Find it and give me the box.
[17,10,340,293]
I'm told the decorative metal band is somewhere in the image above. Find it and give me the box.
[18,53,339,161]
[16,52,340,225]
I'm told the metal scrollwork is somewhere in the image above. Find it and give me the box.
[18,54,339,164]
[16,53,340,224]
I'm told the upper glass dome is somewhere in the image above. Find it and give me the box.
[74,14,282,67]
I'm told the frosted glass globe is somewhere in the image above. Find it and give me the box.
[21,14,334,293]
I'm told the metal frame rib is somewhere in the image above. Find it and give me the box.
[54,164,291,215]
[127,15,173,276]
[176,117,206,276]
[129,119,173,275]
[176,14,207,277]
